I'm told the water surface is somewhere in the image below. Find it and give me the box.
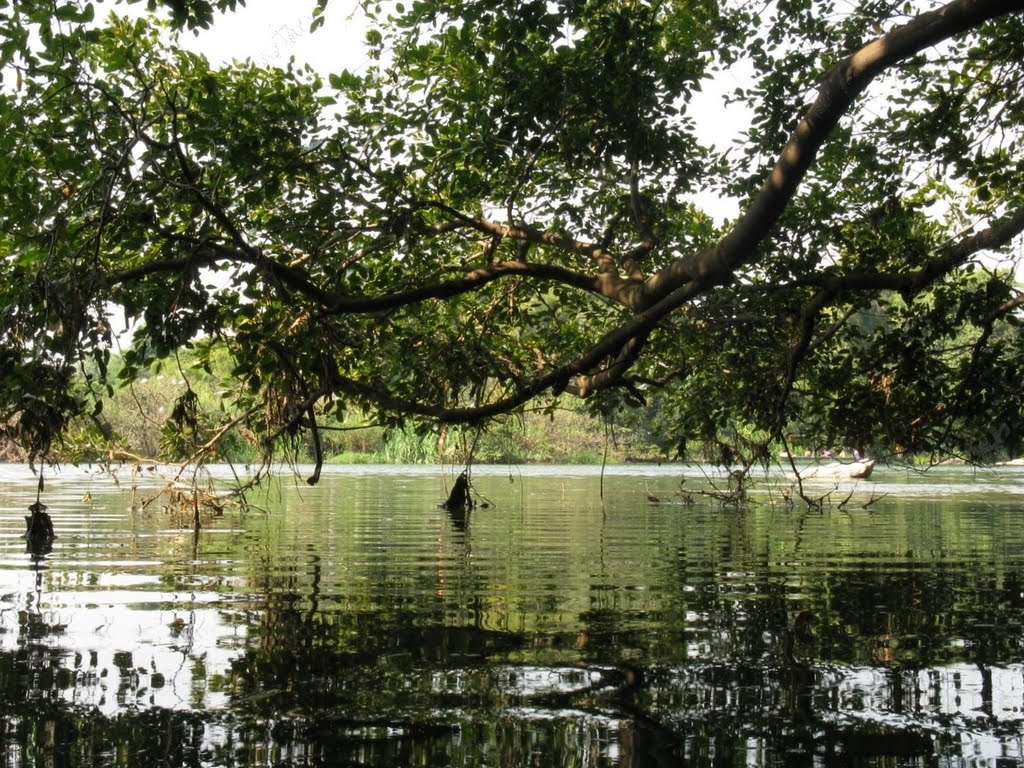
[1,462,1024,766]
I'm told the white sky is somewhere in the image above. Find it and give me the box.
[177,0,371,73]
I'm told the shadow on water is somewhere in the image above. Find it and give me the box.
[1,463,1024,766]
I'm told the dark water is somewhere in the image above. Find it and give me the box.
[2,462,1024,767]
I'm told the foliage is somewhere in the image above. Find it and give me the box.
[1,0,1023,479]
[89,361,656,465]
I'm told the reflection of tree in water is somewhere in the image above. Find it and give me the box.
[0,627,212,765]
[212,518,1024,766]
[4,560,1024,767]
[0,697,208,767]
[537,501,1024,765]
[6,497,1024,766]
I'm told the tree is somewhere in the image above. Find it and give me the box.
[1,0,1023,481]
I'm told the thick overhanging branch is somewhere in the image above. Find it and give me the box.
[108,243,222,284]
[104,139,630,310]
[329,370,552,423]
[638,0,1024,310]
[322,278,712,424]
[425,202,633,282]
[116,0,1024,340]
[996,293,1024,316]
[320,259,612,314]
[414,204,651,306]
[564,334,649,397]
[94,0,1024,444]
[316,285,709,423]
[558,0,1024,431]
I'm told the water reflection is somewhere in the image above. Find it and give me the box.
[1,463,1024,766]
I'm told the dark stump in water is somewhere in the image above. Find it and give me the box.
[24,501,55,553]
[444,473,472,512]
[443,473,473,531]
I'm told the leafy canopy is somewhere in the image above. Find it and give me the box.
[1,0,1023,477]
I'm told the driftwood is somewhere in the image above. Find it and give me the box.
[798,458,876,480]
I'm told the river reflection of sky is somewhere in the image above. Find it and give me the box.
[834,665,1024,763]
[833,663,1024,721]
[6,581,1024,738]
[0,580,242,715]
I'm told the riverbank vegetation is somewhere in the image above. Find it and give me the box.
[0,345,664,466]
[4,341,1016,469]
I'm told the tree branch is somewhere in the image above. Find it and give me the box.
[638,0,1024,309]
[565,334,649,397]
[426,203,635,288]
[98,0,1024,435]
[768,204,1024,435]
[804,205,1024,295]
[108,236,615,313]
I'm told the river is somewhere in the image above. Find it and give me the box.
[1,461,1024,767]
